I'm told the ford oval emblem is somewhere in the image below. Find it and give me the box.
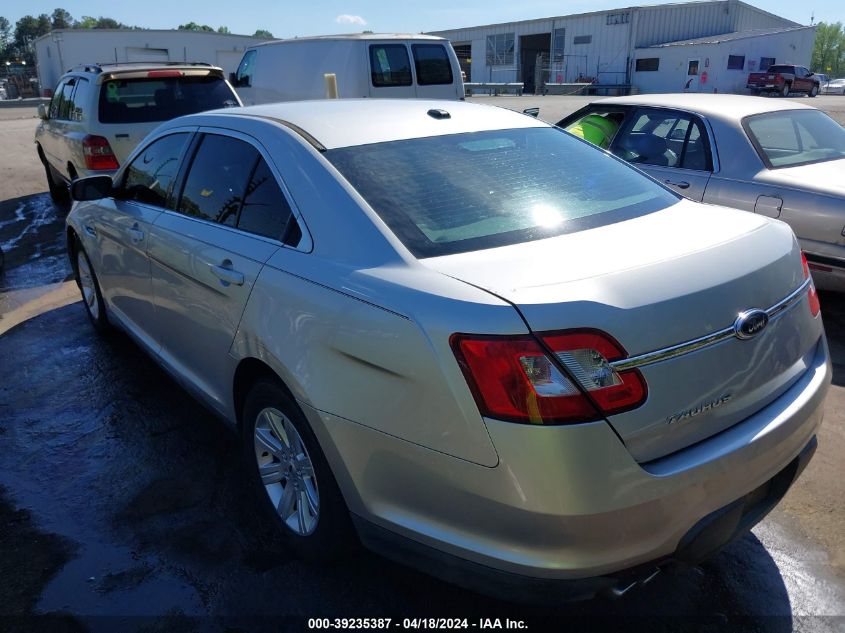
[734,309,769,340]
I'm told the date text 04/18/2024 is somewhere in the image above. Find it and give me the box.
[307,618,528,630]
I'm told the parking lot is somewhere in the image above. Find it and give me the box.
[1,96,844,632]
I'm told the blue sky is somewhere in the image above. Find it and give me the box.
[3,0,843,36]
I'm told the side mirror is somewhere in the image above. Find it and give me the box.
[522,107,540,118]
[229,72,238,84]
[38,103,48,120]
[71,175,114,202]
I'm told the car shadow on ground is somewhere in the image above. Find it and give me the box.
[0,303,799,631]
[819,290,845,387]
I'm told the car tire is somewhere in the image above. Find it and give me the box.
[810,84,819,98]
[780,82,791,97]
[75,242,109,333]
[242,379,353,562]
[43,159,69,205]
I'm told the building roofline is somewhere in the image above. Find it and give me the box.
[641,24,814,47]
[35,28,272,44]
[427,0,799,36]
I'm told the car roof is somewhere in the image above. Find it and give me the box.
[592,93,816,122]
[248,33,446,48]
[198,99,549,149]
[67,62,222,76]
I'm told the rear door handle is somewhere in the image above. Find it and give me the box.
[84,224,97,237]
[210,263,245,287]
[665,179,690,189]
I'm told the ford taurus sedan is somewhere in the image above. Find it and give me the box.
[66,99,830,601]
[558,94,845,291]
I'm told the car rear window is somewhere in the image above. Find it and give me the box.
[326,127,678,258]
[744,109,845,168]
[98,75,239,124]
[765,65,793,74]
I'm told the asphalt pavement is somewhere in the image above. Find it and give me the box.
[1,96,845,632]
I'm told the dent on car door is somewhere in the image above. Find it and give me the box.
[95,131,193,351]
[610,108,713,201]
[147,131,296,413]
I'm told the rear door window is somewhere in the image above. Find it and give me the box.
[370,44,412,87]
[612,109,712,171]
[99,75,239,124]
[122,133,191,207]
[238,158,296,241]
[177,134,260,225]
[412,44,453,85]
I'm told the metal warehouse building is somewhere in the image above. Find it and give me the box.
[34,29,269,94]
[429,0,813,94]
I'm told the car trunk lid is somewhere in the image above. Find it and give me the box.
[423,200,822,462]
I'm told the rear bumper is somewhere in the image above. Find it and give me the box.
[309,335,829,596]
[354,435,817,603]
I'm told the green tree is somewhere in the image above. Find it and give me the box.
[178,22,214,32]
[13,14,51,63]
[217,26,230,34]
[75,16,98,29]
[811,22,845,76]
[253,29,273,38]
[51,8,73,29]
[0,16,11,52]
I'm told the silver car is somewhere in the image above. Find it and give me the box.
[66,99,829,601]
[558,94,845,291]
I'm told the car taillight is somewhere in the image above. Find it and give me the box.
[801,252,821,317]
[82,135,119,170]
[450,329,647,425]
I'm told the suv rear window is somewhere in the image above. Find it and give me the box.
[98,75,239,124]
[327,127,678,258]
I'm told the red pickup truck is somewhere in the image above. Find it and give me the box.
[747,64,820,97]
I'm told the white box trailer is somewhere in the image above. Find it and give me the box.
[232,34,464,104]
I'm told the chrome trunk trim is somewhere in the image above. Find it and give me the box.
[610,278,812,371]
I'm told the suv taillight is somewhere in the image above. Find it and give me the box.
[82,135,119,170]
[450,329,647,425]
[801,252,821,317]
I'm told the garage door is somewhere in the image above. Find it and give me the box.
[126,47,170,63]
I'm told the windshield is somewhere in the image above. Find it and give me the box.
[744,110,845,168]
[98,75,239,124]
[326,127,678,258]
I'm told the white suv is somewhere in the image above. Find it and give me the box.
[35,62,241,203]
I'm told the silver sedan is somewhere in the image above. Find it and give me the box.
[558,94,845,291]
[66,99,829,601]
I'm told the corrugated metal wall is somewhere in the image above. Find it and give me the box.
[430,1,801,88]
[634,2,733,47]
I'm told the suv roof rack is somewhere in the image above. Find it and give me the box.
[68,61,215,74]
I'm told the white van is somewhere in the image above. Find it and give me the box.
[231,34,464,104]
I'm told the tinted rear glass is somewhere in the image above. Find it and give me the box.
[326,128,678,258]
[744,110,845,168]
[370,45,412,87]
[98,75,239,124]
[766,66,793,74]
[412,44,453,85]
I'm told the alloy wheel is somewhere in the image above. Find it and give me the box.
[253,407,320,535]
[77,251,99,320]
